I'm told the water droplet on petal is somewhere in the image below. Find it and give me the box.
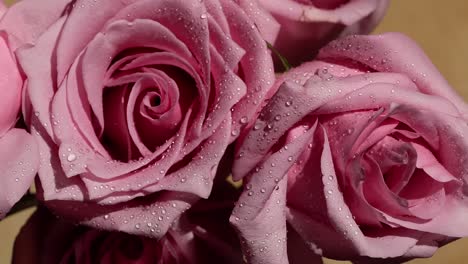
[240,116,248,124]
[67,153,77,162]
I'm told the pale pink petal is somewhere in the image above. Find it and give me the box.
[318,33,468,118]
[235,0,280,44]
[222,0,276,138]
[0,0,71,49]
[17,17,66,134]
[78,19,194,137]
[0,128,38,218]
[231,124,315,264]
[33,122,86,202]
[0,1,6,17]
[46,191,199,239]
[0,34,21,136]
[383,195,468,237]
[411,141,460,183]
[289,128,424,259]
[258,0,379,24]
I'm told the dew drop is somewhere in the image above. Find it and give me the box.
[240,116,248,124]
[67,153,77,162]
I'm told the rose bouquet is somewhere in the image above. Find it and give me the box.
[0,0,467,263]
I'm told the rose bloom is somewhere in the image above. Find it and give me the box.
[17,0,275,236]
[13,200,242,264]
[231,33,468,264]
[0,0,71,218]
[247,0,389,66]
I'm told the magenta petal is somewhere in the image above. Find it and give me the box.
[0,129,38,218]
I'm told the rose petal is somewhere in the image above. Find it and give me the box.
[288,127,424,259]
[46,191,199,239]
[102,85,135,162]
[231,123,315,264]
[222,0,276,139]
[0,1,6,17]
[361,155,413,218]
[18,17,66,135]
[236,0,280,44]
[0,0,71,49]
[399,170,446,220]
[126,76,181,156]
[411,141,460,183]
[259,0,379,25]
[78,19,194,136]
[383,195,468,237]
[0,128,38,218]
[33,122,86,202]
[286,227,324,264]
[318,33,468,118]
[0,34,21,136]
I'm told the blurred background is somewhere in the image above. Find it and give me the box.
[1,0,467,263]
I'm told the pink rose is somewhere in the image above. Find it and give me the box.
[231,33,468,263]
[14,201,242,264]
[0,0,70,218]
[19,0,274,237]
[248,0,389,66]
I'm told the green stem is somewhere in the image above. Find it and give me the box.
[266,42,291,72]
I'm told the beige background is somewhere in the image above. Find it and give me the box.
[1,0,468,263]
